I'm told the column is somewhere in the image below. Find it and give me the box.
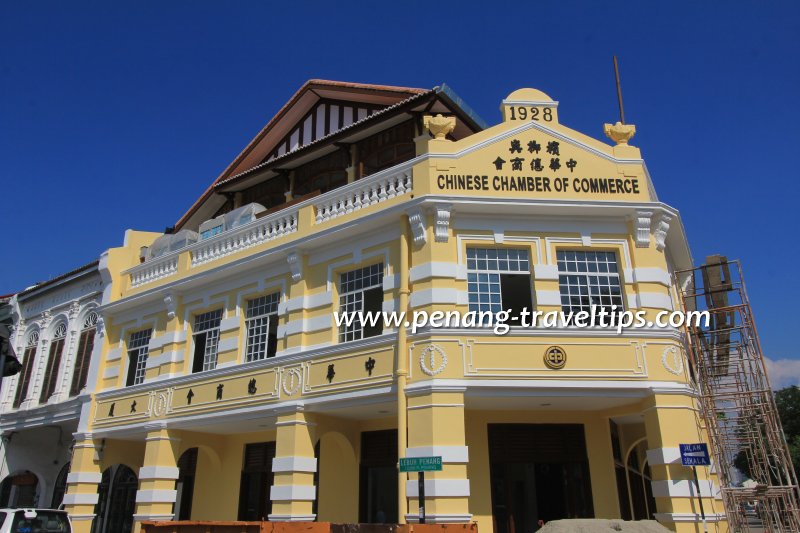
[269,406,317,521]
[405,385,471,523]
[643,393,727,532]
[132,425,180,531]
[62,435,103,533]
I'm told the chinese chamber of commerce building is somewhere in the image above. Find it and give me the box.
[11,80,725,532]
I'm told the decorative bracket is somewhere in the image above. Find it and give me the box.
[406,208,427,246]
[634,210,653,248]
[433,203,453,243]
[653,212,673,252]
[164,292,177,320]
[287,251,303,282]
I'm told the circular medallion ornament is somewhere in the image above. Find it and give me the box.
[662,345,684,375]
[419,344,448,376]
[543,346,567,370]
[282,367,302,396]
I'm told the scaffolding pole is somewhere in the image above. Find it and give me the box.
[675,256,800,532]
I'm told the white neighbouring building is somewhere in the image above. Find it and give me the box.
[0,261,105,509]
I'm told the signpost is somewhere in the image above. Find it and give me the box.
[399,456,443,524]
[680,443,711,533]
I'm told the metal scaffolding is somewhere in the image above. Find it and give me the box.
[675,256,800,532]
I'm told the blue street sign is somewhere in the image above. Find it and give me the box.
[680,443,711,466]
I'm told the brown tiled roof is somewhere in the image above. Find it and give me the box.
[18,260,100,298]
[216,89,434,188]
[174,80,428,230]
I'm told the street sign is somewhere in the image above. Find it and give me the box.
[680,443,711,466]
[399,456,443,472]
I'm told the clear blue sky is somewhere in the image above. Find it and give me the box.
[2,2,798,381]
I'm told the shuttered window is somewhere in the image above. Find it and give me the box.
[13,332,39,408]
[70,314,96,396]
[40,323,67,404]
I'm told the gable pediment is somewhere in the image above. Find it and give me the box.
[424,88,652,202]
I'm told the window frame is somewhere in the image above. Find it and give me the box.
[245,293,280,362]
[338,263,384,343]
[556,249,625,320]
[39,322,68,403]
[126,328,152,387]
[13,331,39,408]
[70,312,97,396]
[192,309,223,373]
[466,247,533,317]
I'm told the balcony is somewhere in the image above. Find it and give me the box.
[124,159,416,291]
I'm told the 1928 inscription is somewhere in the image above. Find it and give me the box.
[508,106,554,122]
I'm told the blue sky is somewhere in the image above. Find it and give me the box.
[2,2,798,383]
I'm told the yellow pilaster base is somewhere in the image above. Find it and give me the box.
[405,384,471,523]
[132,425,181,533]
[269,406,317,521]
[62,437,103,533]
[643,393,729,533]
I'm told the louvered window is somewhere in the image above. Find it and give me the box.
[13,331,39,408]
[70,312,97,396]
[40,323,67,403]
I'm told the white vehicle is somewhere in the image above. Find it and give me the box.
[0,509,71,533]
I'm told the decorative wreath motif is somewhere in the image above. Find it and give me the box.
[282,367,303,396]
[419,344,448,376]
[662,345,684,375]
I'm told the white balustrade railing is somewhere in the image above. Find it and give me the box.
[190,209,298,267]
[314,164,413,224]
[129,255,179,288]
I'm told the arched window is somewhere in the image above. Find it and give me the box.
[51,462,70,508]
[40,323,67,404]
[13,331,39,408]
[70,311,98,396]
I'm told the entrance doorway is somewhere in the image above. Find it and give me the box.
[359,429,398,523]
[92,465,138,533]
[238,441,275,521]
[489,424,594,533]
[175,448,198,520]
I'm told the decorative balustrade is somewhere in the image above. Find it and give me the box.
[190,209,298,267]
[127,162,417,288]
[129,255,179,288]
[314,164,413,224]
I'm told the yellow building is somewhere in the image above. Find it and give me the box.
[61,80,726,533]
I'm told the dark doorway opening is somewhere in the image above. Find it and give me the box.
[51,463,70,508]
[238,441,275,521]
[489,424,594,533]
[92,465,137,533]
[359,429,398,523]
[176,448,198,520]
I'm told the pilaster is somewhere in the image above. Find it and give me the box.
[405,386,471,523]
[132,426,181,531]
[269,406,317,521]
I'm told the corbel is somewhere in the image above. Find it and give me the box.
[633,210,653,248]
[653,212,673,252]
[287,251,303,282]
[431,203,453,243]
[406,208,427,246]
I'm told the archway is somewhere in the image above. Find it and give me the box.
[51,462,70,508]
[0,471,40,507]
[92,465,137,533]
[317,430,358,522]
[175,448,198,520]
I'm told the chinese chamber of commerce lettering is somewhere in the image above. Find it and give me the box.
[436,138,641,196]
